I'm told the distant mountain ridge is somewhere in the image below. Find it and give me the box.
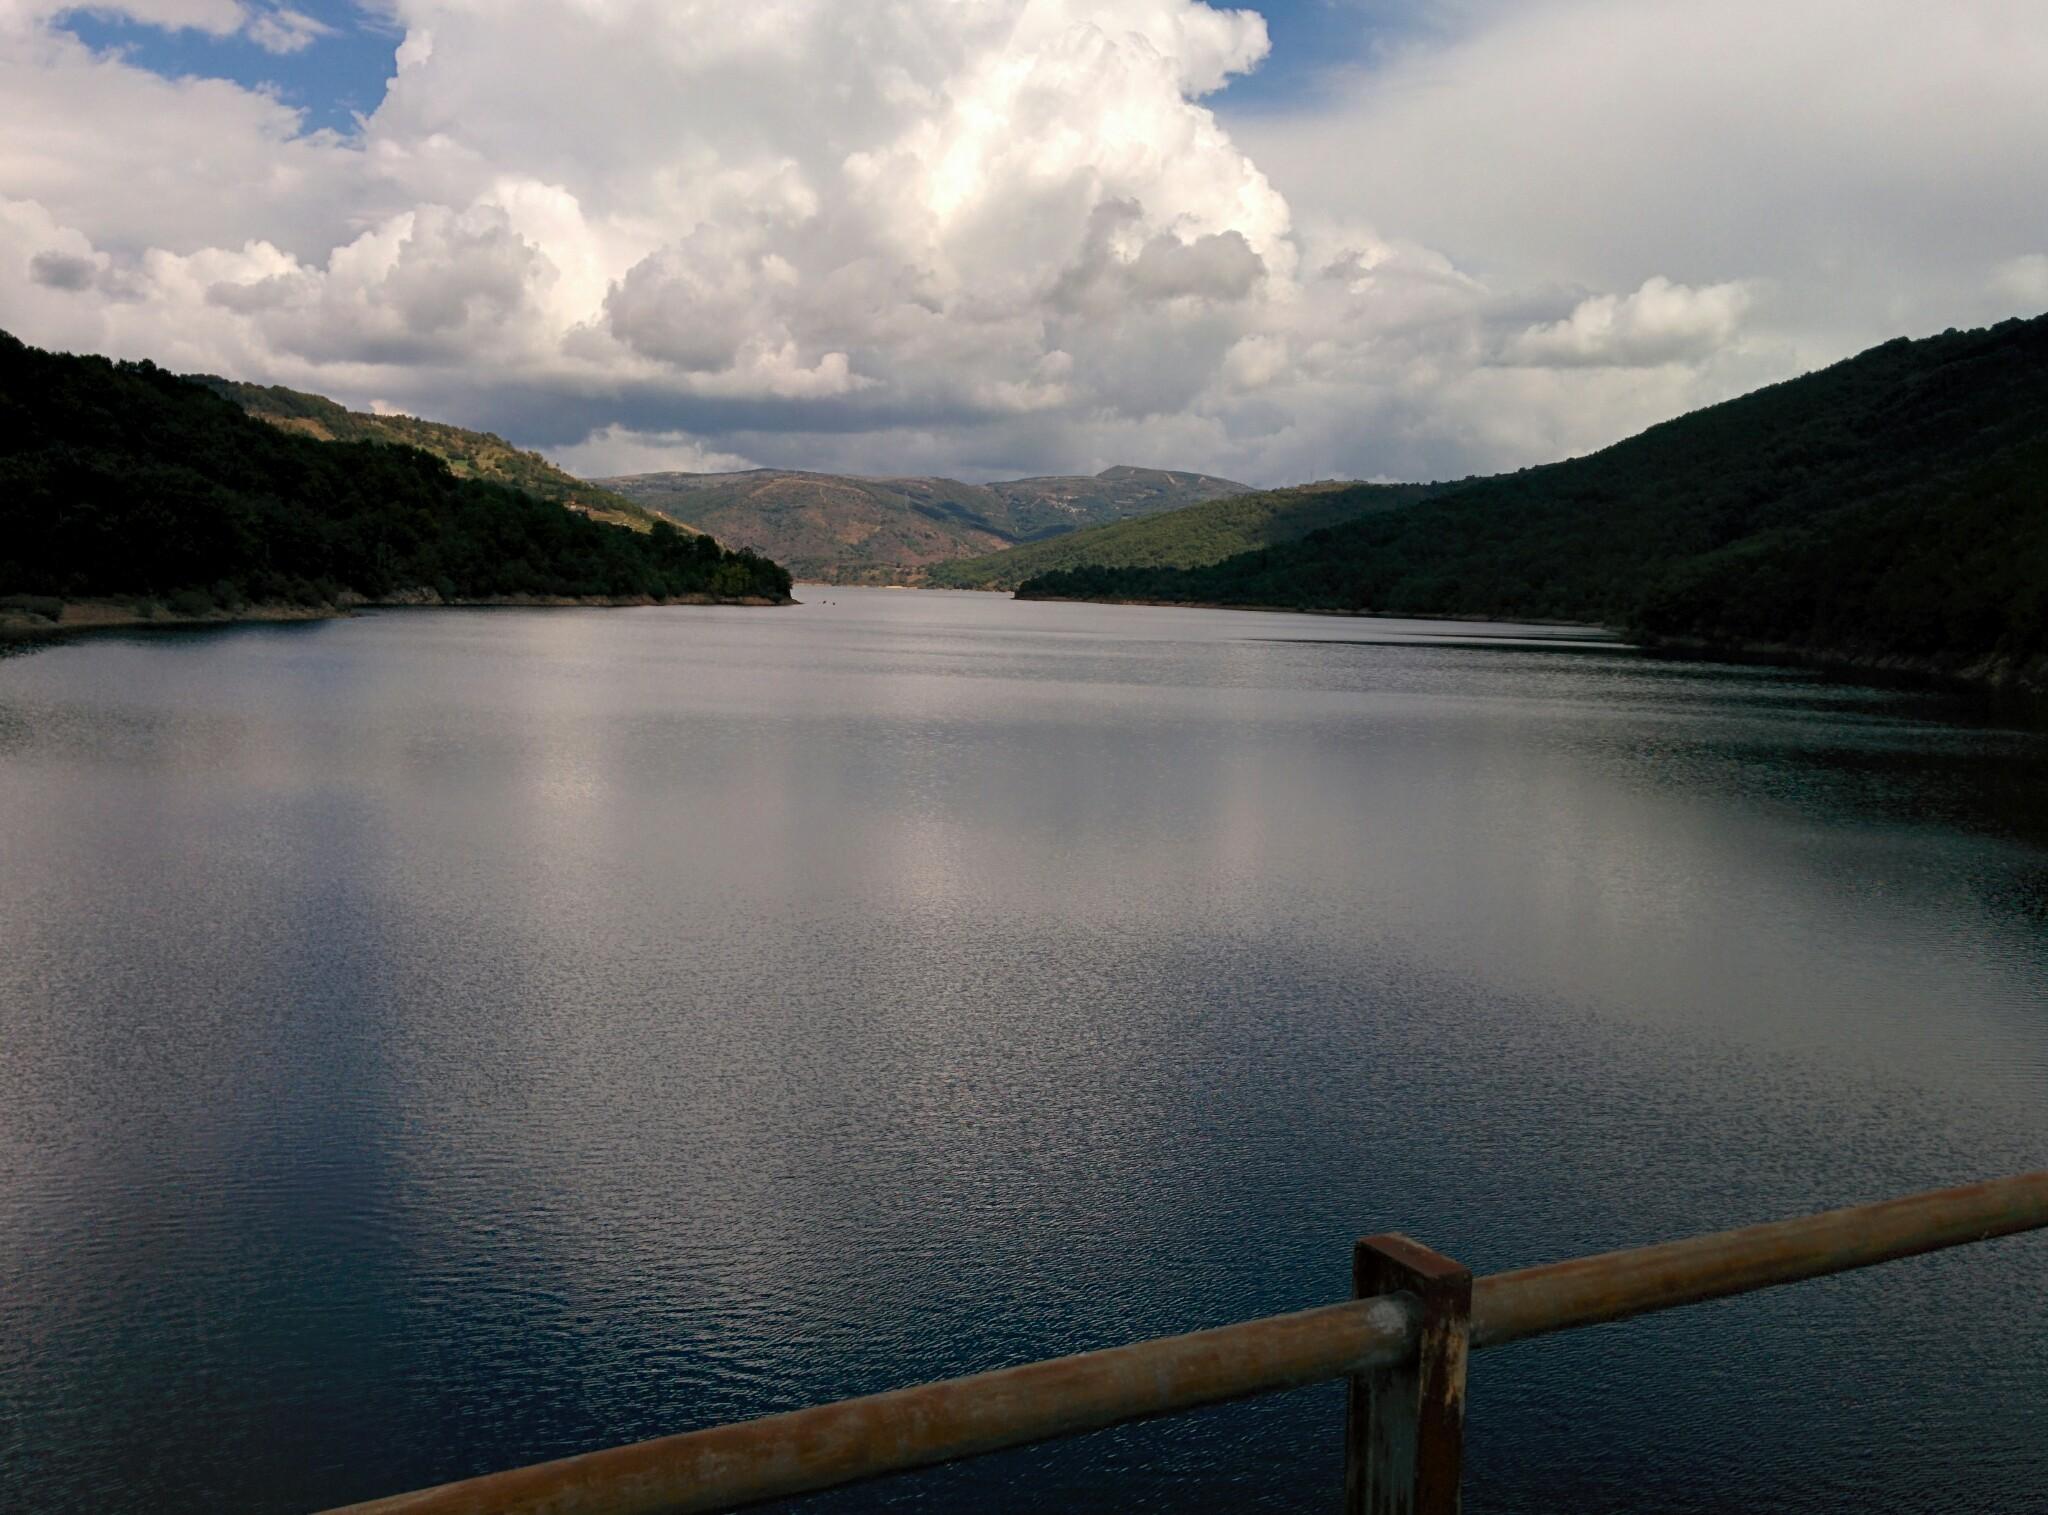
[1020,313,2048,690]
[927,479,1447,590]
[193,378,686,535]
[597,464,1251,583]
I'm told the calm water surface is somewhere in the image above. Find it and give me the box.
[2,588,2045,1513]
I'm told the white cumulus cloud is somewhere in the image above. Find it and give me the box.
[3,0,2047,483]
[1507,278,1756,369]
[12,1,337,49]
[15,0,247,36]
[245,5,333,54]
[548,427,758,478]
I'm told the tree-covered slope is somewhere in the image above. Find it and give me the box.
[0,332,791,611]
[598,469,1015,582]
[598,465,1250,583]
[192,377,684,535]
[927,479,1440,590]
[982,465,1253,539]
[1021,315,2048,685]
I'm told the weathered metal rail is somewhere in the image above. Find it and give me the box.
[322,1170,2048,1515]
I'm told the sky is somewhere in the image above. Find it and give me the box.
[4,1,2047,485]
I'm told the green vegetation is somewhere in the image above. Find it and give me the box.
[1022,315,2048,685]
[977,466,1254,541]
[191,376,681,534]
[927,479,1440,590]
[599,469,1017,582]
[598,465,1251,583]
[0,331,792,611]
[0,593,64,622]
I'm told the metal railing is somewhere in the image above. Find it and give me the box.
[321,1170,2048,1515]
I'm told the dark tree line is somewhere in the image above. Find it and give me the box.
[0,331,792,609]
[1022,314,2048,678]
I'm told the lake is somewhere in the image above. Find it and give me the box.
[2,587,2045,1513]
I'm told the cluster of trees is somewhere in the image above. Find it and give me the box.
[0,332,791,608]
[1022,314,2048,678]
[189,375,674,532]
[928,480,1439,590]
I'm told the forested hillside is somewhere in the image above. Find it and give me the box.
[928,479,1440,590]
[193,377,681,534]
[1022,315,2048,686]
[0,332,791,617]
[598,465,1249,582]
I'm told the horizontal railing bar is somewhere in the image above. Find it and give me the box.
[321,1170,2048,1515]
[1471,1169,2048,1350]
[324,1296,1423,1515]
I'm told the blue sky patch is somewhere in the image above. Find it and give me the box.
[57,2,401,133]
[52,1,1413,137]
[1217,0,1438,111]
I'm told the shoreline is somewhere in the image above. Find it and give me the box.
[13,591,2038,704]
[1635,635,2048,700]
[0,591,795,640]
[1013,592,2047,699]
[1011,591,1616,634]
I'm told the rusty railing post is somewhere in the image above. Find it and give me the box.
[1346,1233,1472,1515]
